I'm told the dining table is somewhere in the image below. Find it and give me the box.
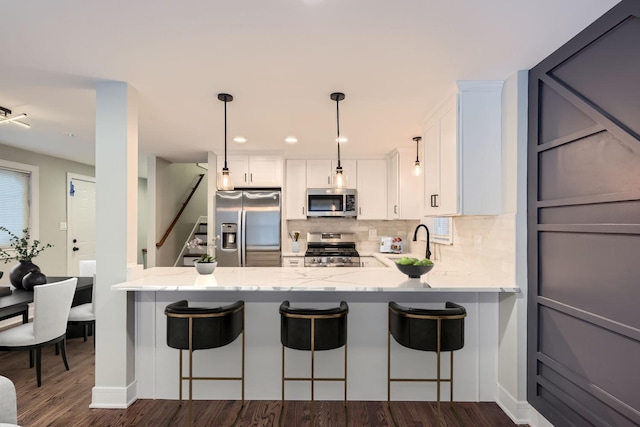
[0,276,93,337]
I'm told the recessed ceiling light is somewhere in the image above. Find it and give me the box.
[233,136,247,143]
[336,136,348,143]
[284,136,298,144]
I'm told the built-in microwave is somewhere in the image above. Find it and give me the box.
[306,188,357,218]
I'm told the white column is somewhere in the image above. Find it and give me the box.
[91,82,138,408]
[146,156,157,268]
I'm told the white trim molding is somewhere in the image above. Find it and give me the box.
[90,382,137,409]
[497,384,555,426]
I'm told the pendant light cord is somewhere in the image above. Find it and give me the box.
[413,136,421,163]
[224,99,228,170]
[336,97,341,169]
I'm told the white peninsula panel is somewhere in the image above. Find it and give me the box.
[114,266,516,402]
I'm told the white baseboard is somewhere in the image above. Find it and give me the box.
[90,381,137,408]
[496,384,530,424]
[527,405,555,427]
[496,384,555,427]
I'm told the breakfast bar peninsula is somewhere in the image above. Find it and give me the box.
[112,259,517,403]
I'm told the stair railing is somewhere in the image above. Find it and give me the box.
[173,216,208,267]
[156,174,205,249]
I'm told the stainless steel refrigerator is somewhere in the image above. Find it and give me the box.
[215,190,281,267]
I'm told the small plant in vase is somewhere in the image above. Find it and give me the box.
[0,226,53,290]
[186,238,217,274]
[194,253,217,274]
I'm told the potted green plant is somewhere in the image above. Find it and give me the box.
[186,238,217,274]
[193,253,217,274]
[0,227,53,290]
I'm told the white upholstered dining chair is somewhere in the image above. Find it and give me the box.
[0,278,78,387]
[68,260,96,344]
[0,375,20,426]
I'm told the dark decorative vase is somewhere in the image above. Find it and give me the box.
[22,271,47,291]
[9,261,41,290]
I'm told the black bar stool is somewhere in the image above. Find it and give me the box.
[165,300,245,427]
[387,301,466,425]
[280,300,349,424]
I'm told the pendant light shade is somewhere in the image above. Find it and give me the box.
[413,136,422,176]
[330,92,346,189]
[218,93,234,190]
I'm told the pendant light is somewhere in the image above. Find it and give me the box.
[218,93,234,190]
[330,92,346,189]
[413,136,422,176]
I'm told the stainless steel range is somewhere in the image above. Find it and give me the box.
[304,232,360,267]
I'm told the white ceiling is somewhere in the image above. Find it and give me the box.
[0,0,620,170]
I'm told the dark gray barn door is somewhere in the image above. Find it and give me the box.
[528,2,640,426]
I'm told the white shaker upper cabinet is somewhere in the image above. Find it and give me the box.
[423,81,503,216]
[387,148,421,220]
[217,155,283,188]
[284,159,307,220]
[306,159,332,188]
[356,159,387,220]
[306,159,357,188]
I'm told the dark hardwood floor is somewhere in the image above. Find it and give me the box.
[0,337,527,426]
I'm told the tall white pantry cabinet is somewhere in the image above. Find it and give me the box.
[422,81,503,216]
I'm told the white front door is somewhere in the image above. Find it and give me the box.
[66,173,96,276]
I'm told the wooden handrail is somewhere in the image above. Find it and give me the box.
[156,174,205,248]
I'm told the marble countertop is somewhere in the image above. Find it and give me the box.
[112,254,518,293]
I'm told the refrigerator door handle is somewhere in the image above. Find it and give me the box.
[241,210,247,267]
[237,211,243,266]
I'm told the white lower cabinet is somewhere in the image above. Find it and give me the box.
[282,257,303,267]
[356,159,387,220]
[359,256,385,267]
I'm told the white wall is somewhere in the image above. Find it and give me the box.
[153,160,208,267]
[137,178,147,266]
[496,70,529,423]
[0,142,94,279]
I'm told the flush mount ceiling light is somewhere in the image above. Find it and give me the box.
[330,92,346,189]
[218,93,234,190]
[284,136,298,144]
[413,136,422,176]
[0,106,30,128]
[233,136,247,144]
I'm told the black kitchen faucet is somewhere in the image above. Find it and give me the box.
[412,224,431,260]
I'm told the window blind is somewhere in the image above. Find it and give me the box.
[0,167,30,247]
[423,216,453,245]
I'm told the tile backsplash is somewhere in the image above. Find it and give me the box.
[285,218,420,253]
[411,215,516,283]
[285,215,515,283]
